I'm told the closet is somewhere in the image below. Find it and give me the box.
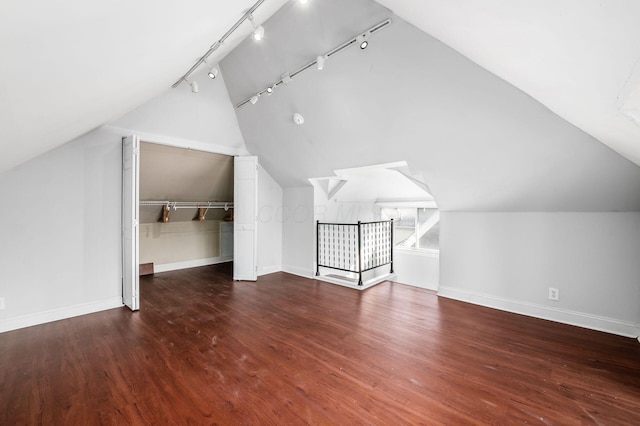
[138,142,234,275]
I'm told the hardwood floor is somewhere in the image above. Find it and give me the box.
[1,264,639,424]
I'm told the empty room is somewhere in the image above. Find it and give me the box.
[1,0,640,424]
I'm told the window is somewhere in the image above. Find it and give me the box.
[381,207,440,251]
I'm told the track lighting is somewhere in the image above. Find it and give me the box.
[190,81,199,93]
[203,58,218,80]
[235,18,392,108]
[357,34,369,49]
[316,55,326,70]
[248,14,264,41]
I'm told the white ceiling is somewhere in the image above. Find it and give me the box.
[0,0,286,174]
[2,0,640,180]
[376,0,640,165]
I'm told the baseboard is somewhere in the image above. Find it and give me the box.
[258,264,282,276]
[282,265,314,279]
[154,257,232,273]
[0,297,124,334]
[438,286,639,338]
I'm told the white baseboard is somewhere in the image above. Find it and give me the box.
[438,285,639,338]
[282,265,314,279]
[258,264,282,276]
[154,256,232,273]
[0,297,124,334]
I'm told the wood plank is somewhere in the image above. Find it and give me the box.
[1,263,639,424]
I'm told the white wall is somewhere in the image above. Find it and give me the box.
[439,212,640,337]
[0,127,123,331]
[257,165,283,276]
[112,70,248,157]
[0,70,261,332]
[282,186,315,278]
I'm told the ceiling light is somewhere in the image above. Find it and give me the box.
[316,55,326,70]
[281,73,293,84]
[266,84,276,95]
[253,25,265,41]
[357,34,369,49]
[293,113,305,125]
[249,95,259,105]
[248,14,264,41]
[207,67,218,79]
[190,81,199,93]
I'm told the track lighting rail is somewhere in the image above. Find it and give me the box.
[235,18,392,109]
[172,0,268,88]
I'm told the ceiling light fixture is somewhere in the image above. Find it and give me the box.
[236,18,392,108]
[172,0,268,88]
[266,84,277,95]
[293,113,305,125]
[203,58,219,80]
[249,14,265,41]
[190,80,199,93]
[316,55,326,70]
[357,34,369,49]
[249,94,259,105]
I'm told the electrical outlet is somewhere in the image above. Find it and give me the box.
[0,297,5,310]
[548,288,559,301]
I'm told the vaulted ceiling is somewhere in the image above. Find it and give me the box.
[2,0,640,211]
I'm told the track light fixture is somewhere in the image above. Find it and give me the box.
[203,58,219,80]
[249,14,265,41]
[236,18,392,108]
[316,55,326,70]
[173,0,270,89]
[190,81,199,93]
[357,34,369,49]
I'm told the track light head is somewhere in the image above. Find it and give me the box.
[253,25,265,41]
[248,14,264,41]
[207,67,219,79]
[190,81,199,93]
[249,95,259,105]
[266,84,276,95]
[316,55,326,70]
[281,73,293,84]
[357,34,369,49]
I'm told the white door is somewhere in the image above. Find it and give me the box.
[233,156,258,281]
[122,135,140,310]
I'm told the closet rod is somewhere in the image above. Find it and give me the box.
[140,201,234,210]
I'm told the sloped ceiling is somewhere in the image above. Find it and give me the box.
[221,0,640,211]
[376,0,640,165]
[0,0,287,174]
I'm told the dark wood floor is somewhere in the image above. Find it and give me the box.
[1,264,640,424]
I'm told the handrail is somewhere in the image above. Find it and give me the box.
[316,219,393,286]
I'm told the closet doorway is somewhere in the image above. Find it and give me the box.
[122,135,257,311]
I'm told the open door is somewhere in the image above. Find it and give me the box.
[122,135,140,310]
[233,156,258,281]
